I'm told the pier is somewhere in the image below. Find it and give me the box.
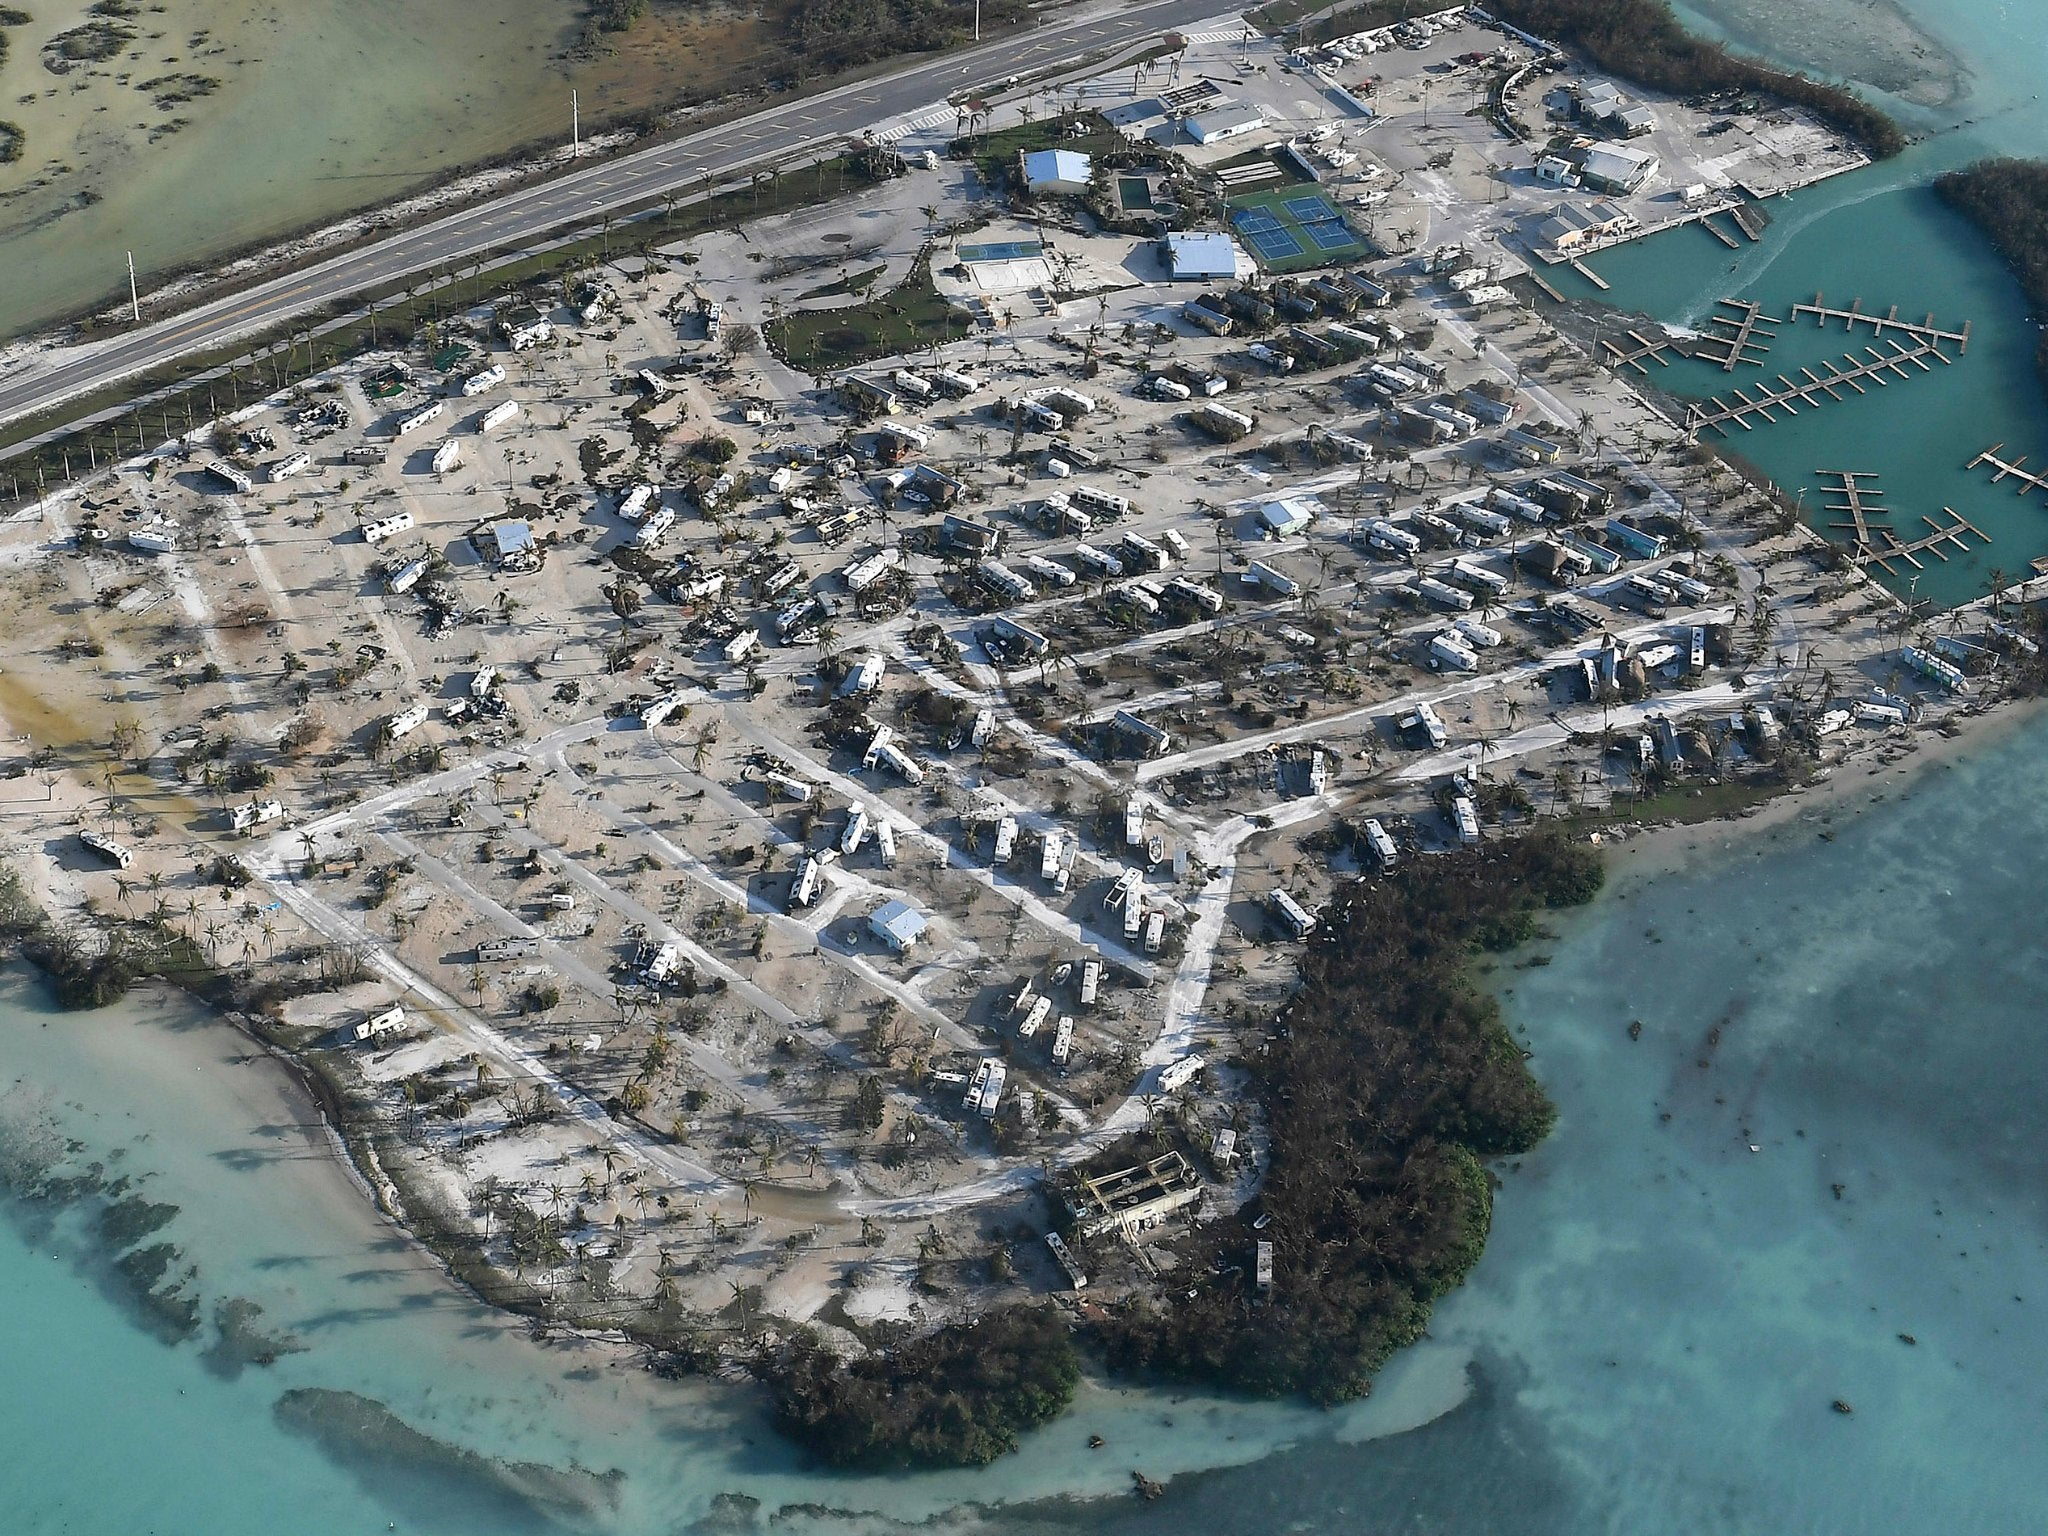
[1729,203,1768,242]
[1853,509,1989,575]
[1966,443,2048,498]
[1600,329,1677,373]
[1685,339,1949,435]
[1818,469,1892,552]
[1692,298,1779,372]
[1702,216,1741,250]
[1570,258,1609,291]
[1791,293,1971,354]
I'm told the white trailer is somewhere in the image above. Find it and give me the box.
[991,815,1018,865]
[1362,817,1399,867]
[1416,576,1476,611]
[1052,1015,1075,1067]
[1452,795,1481,845]
[1267,889,1316,938]
[478,399,521,433]
[1159,1052,1206,1092]
[1019,996,1053,1039]
[842,549,901,592]
[362,512,414,544]
[395,402,444,435]
[841,804,871,856]
[461,365,507,397]
[270,451,313,483]
[430,440,463,475]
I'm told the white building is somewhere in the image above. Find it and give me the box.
[1021,148,1093,195]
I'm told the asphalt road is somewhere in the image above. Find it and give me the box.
[0,0,1233,435]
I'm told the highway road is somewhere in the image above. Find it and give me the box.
[0,0,1235,437]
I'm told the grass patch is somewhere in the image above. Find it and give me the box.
[770,252,970,372]
[797,262,886,301]
[954,110,1123,188]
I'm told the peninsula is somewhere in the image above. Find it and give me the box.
[0,2,2015,1472]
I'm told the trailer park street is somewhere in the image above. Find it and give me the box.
[0,10,1994,1339]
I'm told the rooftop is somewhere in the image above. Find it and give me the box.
[868,898,928,950]
[1021,148,1093,190]
[1164,231,1240,280]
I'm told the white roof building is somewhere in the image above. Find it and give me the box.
[1579,142,1659,194]
[1164,231,1241,281]
[1260,498,1317,537]
[867,899,929,953]
[1021,148,1093,195]
[1185,102,1267,144]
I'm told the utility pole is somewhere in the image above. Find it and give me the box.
[125,251,140,324]
[973,0,980,40]
[572,89,580,156]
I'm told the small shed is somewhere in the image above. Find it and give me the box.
[1260,498,1316,537]
[868,899,929,953]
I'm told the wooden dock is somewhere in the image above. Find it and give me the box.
[1818,469,1892,551]
[1966,443,2048,497]
[1528,269,1566,303]
[1791,293,1971,354]
[1692,297,1779,372]
[1570,258,1609,291]
[1729,203,1768,242]
[1854,509,1989,574]
[1600,329,1677,373]
[1702,217,1741,249]
[1686,339,1948,435]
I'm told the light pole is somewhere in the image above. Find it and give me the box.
[973,0,980,41]
[572,88,581,155]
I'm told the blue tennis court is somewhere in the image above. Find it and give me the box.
[1242,225,1304,260]
[1233,208,1282,234]
[1283,194,1339,222]
[1304,220,1361,251]
[956,240,1044,263]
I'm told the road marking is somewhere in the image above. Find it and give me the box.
[165,283,315,342]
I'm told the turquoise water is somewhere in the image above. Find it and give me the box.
[1538,0,2048,607]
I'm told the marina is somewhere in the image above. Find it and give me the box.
[1853,508,1989,574]
[1693,298,1780,372]
[1820,468,1893,551]
[1966,443,2048,498]
[1684,339,1952,434]
[1790,294,1972,353]
[1598,329,1679,373]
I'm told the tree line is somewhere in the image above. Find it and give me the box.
[1092,834,1600,1403]
[1935,159,2048,385]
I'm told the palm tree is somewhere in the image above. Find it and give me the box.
[727,1280,751,1336]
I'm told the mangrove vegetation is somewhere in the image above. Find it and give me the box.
[1094,834,1600,1403]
